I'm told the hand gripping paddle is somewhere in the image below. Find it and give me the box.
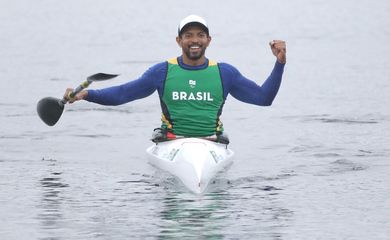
[37,73,118,126]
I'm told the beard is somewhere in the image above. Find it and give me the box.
[183,46,206,61]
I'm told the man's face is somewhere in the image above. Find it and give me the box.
[177,25,211,61]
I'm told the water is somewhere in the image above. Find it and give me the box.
[1,0,389,239]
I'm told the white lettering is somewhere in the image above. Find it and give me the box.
[188,92,196,100]
[207,92,213,101]
[171,91,214,101]
[196,92,203,100]
[172,91,179,100]
[180,92,187,100]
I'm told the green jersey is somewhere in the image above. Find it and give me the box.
[160,58,225,137]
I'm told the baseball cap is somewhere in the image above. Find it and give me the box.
[178,14,209,36]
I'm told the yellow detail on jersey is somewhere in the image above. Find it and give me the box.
[216,120,223,132]
[208,60,217,66]
[167,58,178,65]
[168,58,217,66]
[161,114,172,129]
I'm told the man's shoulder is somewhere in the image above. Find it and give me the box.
[150,61,168,70]
[217,62,240,75]
[145,61,168,75]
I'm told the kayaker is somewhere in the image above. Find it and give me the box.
[64,14,286,143]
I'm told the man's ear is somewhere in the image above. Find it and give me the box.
[206,35,212,47]
[176,36,182,47]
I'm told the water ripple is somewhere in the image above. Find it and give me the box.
[282,114,385,125]
[67,107,135,114]
[328,159,368,172]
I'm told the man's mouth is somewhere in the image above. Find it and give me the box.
[185,44,204,60]
[190,45,201,50]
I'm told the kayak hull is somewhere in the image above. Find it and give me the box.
[146,138,234,193]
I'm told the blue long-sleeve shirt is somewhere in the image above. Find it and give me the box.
[86,56,285,107]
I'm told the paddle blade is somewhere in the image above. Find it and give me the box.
[87,73,119,81]
[37,97,65,126]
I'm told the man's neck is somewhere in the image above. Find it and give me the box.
[181,55,207,66]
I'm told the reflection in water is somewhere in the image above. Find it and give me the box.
[157,191,228,239]
[156,176,293,239]
[37,168,68,236]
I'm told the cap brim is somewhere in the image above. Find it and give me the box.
[178,22,209,36]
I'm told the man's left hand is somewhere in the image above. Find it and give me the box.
[270,40,286,64]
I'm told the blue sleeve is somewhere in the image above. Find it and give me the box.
[220,61,285,106]
[85,62,167,105]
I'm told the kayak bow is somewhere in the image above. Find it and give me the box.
[146,138,234,193]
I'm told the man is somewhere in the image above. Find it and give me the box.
[64,14,286,142]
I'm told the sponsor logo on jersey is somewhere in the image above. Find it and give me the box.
[189,79,196,88]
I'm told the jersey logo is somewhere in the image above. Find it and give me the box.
[189,79,196,88]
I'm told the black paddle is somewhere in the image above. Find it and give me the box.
[37,73,119,126]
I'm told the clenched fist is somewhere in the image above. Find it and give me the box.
[269,40,286,64]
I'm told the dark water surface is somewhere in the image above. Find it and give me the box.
[1,0,389,239]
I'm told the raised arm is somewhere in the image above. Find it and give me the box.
[221,40,286,106]
[223,61,285,106]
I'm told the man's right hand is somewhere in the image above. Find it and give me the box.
[63,88,88,103]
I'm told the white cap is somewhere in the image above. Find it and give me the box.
[178,14,209,36]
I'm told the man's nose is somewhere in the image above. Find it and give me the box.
[190,36,200,43]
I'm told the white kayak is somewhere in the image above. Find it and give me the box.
[146,138,234,193]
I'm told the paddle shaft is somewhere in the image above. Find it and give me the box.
[61,80,91,104]
[61,73,119,104]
